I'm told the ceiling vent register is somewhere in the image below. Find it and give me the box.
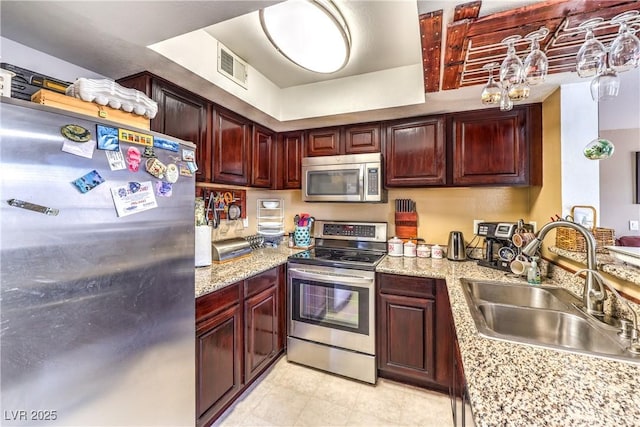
[217,42,248,89]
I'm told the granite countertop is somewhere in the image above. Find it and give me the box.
[197,250,640,425]
[549,245,640,285]
[195,245,301,298]
[377,256,640,427]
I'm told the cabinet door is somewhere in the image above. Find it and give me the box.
[196,303,242,424]
[213,109,251,185]
[244,285,279,382]
[277,131,303,189]
[117,73,211,182]
[344,123,381,154]
[152,82,211,182]
[306,127,341,157]
[385,116,445,186]
[251,125,275,188]
[377,293,436,385]
[450,107,528,185]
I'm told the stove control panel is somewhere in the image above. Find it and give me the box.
[314,220,387,242]
[322,223,376,238]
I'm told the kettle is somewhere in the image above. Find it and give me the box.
[447,231,467,261]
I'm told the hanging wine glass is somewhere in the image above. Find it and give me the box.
[590,63,620,102]
[609,11,640,73]
[480,62,502,105]
[523,27,549,85]
[500,87,513,111]
[576,18,606,78]
[508,79,530,102]
[583,137,615,160]
[500,35,524,88]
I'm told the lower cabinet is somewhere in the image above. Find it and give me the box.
[376,273,452,391]
[196,266,285,427]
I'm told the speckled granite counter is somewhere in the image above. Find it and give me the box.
[195,246,301,298]
[549,245,640,285]
[378,256,640,427]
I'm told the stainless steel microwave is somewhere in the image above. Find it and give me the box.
[301,153,387,203]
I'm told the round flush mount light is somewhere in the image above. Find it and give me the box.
[260,0,351,74]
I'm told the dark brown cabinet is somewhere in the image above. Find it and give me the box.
[244,266,281,382]
[117,72,211,182]
[196,283,242,427]
[385,116,446,186]
[213,108,251,186]
[275,131,304,189]
[306,123,381,157]
[345,122,381,154]
[306,127,341,157]
[377,273,452,391]
[196,266,285,427]
[251,125,275,188]
[448,104,542,186]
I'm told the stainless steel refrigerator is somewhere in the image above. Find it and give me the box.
[0,98,195,426]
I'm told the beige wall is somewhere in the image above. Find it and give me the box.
[244,186,529,246]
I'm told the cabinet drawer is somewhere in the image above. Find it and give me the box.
[245,267,280,298]
[378,273,436,299]
[196,282,242,324]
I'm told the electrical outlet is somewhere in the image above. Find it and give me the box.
[473,219,484,234]
[630,220,639,231]
[243,218,249,228]
[529,221,537,233]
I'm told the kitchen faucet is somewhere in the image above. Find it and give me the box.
[522,220,605,316]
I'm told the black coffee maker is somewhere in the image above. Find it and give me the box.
[476,222,533,271]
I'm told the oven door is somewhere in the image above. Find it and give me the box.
[288,264,375,355]
[302,163,365,202]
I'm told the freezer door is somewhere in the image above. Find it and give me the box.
[0,99,196,426]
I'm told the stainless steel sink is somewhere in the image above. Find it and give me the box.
[460,279,640,363]
[464,280,575,311]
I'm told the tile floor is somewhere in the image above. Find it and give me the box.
[214,356,453,427]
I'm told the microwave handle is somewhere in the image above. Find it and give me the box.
[289,268,374,286]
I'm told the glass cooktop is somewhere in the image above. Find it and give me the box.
[288,247,386,271]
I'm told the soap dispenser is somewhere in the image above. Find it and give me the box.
[527,256,541,285]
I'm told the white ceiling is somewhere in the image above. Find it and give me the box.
[0,0,621,130]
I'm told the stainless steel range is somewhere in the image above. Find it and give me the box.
[287,220,387,384]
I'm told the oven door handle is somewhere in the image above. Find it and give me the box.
[288,268,374,286]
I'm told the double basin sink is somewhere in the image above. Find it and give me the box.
[460,279,640,363]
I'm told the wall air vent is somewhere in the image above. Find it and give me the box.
[217,42,248,89]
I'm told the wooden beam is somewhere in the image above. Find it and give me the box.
[419,10,443,93]
[453,1,482,21]
[442,19,472,90]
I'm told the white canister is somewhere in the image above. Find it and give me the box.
[403,240,417,257]
[387,237,404,257]
[417,244,431,258]
[432,244,444,259]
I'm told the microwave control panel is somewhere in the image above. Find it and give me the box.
[367,167,379,195]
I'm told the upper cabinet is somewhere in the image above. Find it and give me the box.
[213,108,251,186]
[117,72,211,182]
[345,123,381,154]
[306,123,381,157]
[251,125,275,188]
[275,131,304,189]
[385,116,446,187]
[448,104,542,186]
[384,105,542,187]
[306,127,341,157]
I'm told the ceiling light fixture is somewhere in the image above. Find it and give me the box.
[260,0,351,74]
